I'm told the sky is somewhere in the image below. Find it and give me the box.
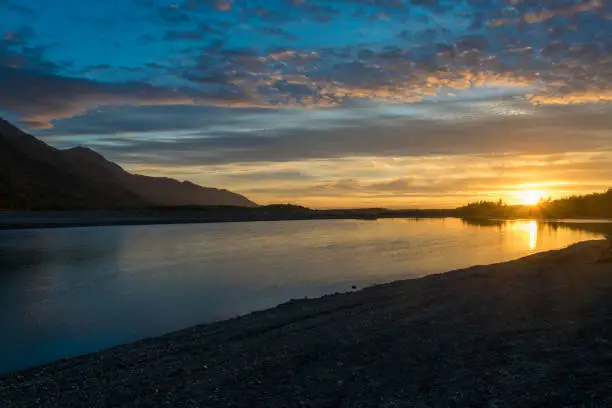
[1,0,612,208]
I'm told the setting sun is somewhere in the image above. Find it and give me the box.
[518,190,544,206]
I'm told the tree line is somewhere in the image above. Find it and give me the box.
[457,189,612,219]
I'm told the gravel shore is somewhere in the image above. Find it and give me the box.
[2,240,612,407]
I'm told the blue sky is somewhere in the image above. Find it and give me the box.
[1,0,612,207]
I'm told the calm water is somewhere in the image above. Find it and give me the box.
[0,218,603,373]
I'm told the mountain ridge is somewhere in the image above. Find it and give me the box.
[0,119,256,210]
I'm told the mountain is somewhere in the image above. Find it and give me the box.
[0,118,256,209]
[61,146,256,208]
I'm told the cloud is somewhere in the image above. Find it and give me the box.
[255,26,298,41]
[226,170,313,181]
[217,151,612,207]
[3,0,612,128]
[43,100,612,167]
[38,105,271,135]
[0,68,257,128]
[0,27,59,72]
[488,0,603,27]
[182,0,232,11]
[145,4,611,110]
[369,177,414,191]
[530,90,612,105]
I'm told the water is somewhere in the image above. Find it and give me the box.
[0,218,603,373]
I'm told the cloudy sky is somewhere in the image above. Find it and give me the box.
[1,0,612,208]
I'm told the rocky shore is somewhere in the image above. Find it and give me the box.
[2,240,612,407]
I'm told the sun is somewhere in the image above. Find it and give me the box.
[518,190,544,206]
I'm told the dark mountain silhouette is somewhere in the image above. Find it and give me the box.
[0,118,256,209]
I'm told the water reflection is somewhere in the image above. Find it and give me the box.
[0,218,605,373]
[504,220,539,251]
[528,221,538,250]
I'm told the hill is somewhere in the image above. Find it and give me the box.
[0,119,256,210]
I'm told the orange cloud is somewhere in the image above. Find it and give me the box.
[488,0,602,27]
[530,90,612,105]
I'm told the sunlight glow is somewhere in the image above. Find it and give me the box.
[518,190,544,206]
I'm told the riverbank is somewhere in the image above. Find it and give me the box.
[2,240,612,407]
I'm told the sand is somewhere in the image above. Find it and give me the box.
[2,240,612,407]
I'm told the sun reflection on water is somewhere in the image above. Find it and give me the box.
[508,220,539,251]
[527,220,538,250]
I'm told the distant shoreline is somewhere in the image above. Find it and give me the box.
[1,210,611,231]
[0,210,454,230]
[2,240,612,407]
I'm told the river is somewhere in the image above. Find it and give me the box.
[0,218,604,373]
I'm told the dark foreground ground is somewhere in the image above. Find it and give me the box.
[2,241,612,407]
